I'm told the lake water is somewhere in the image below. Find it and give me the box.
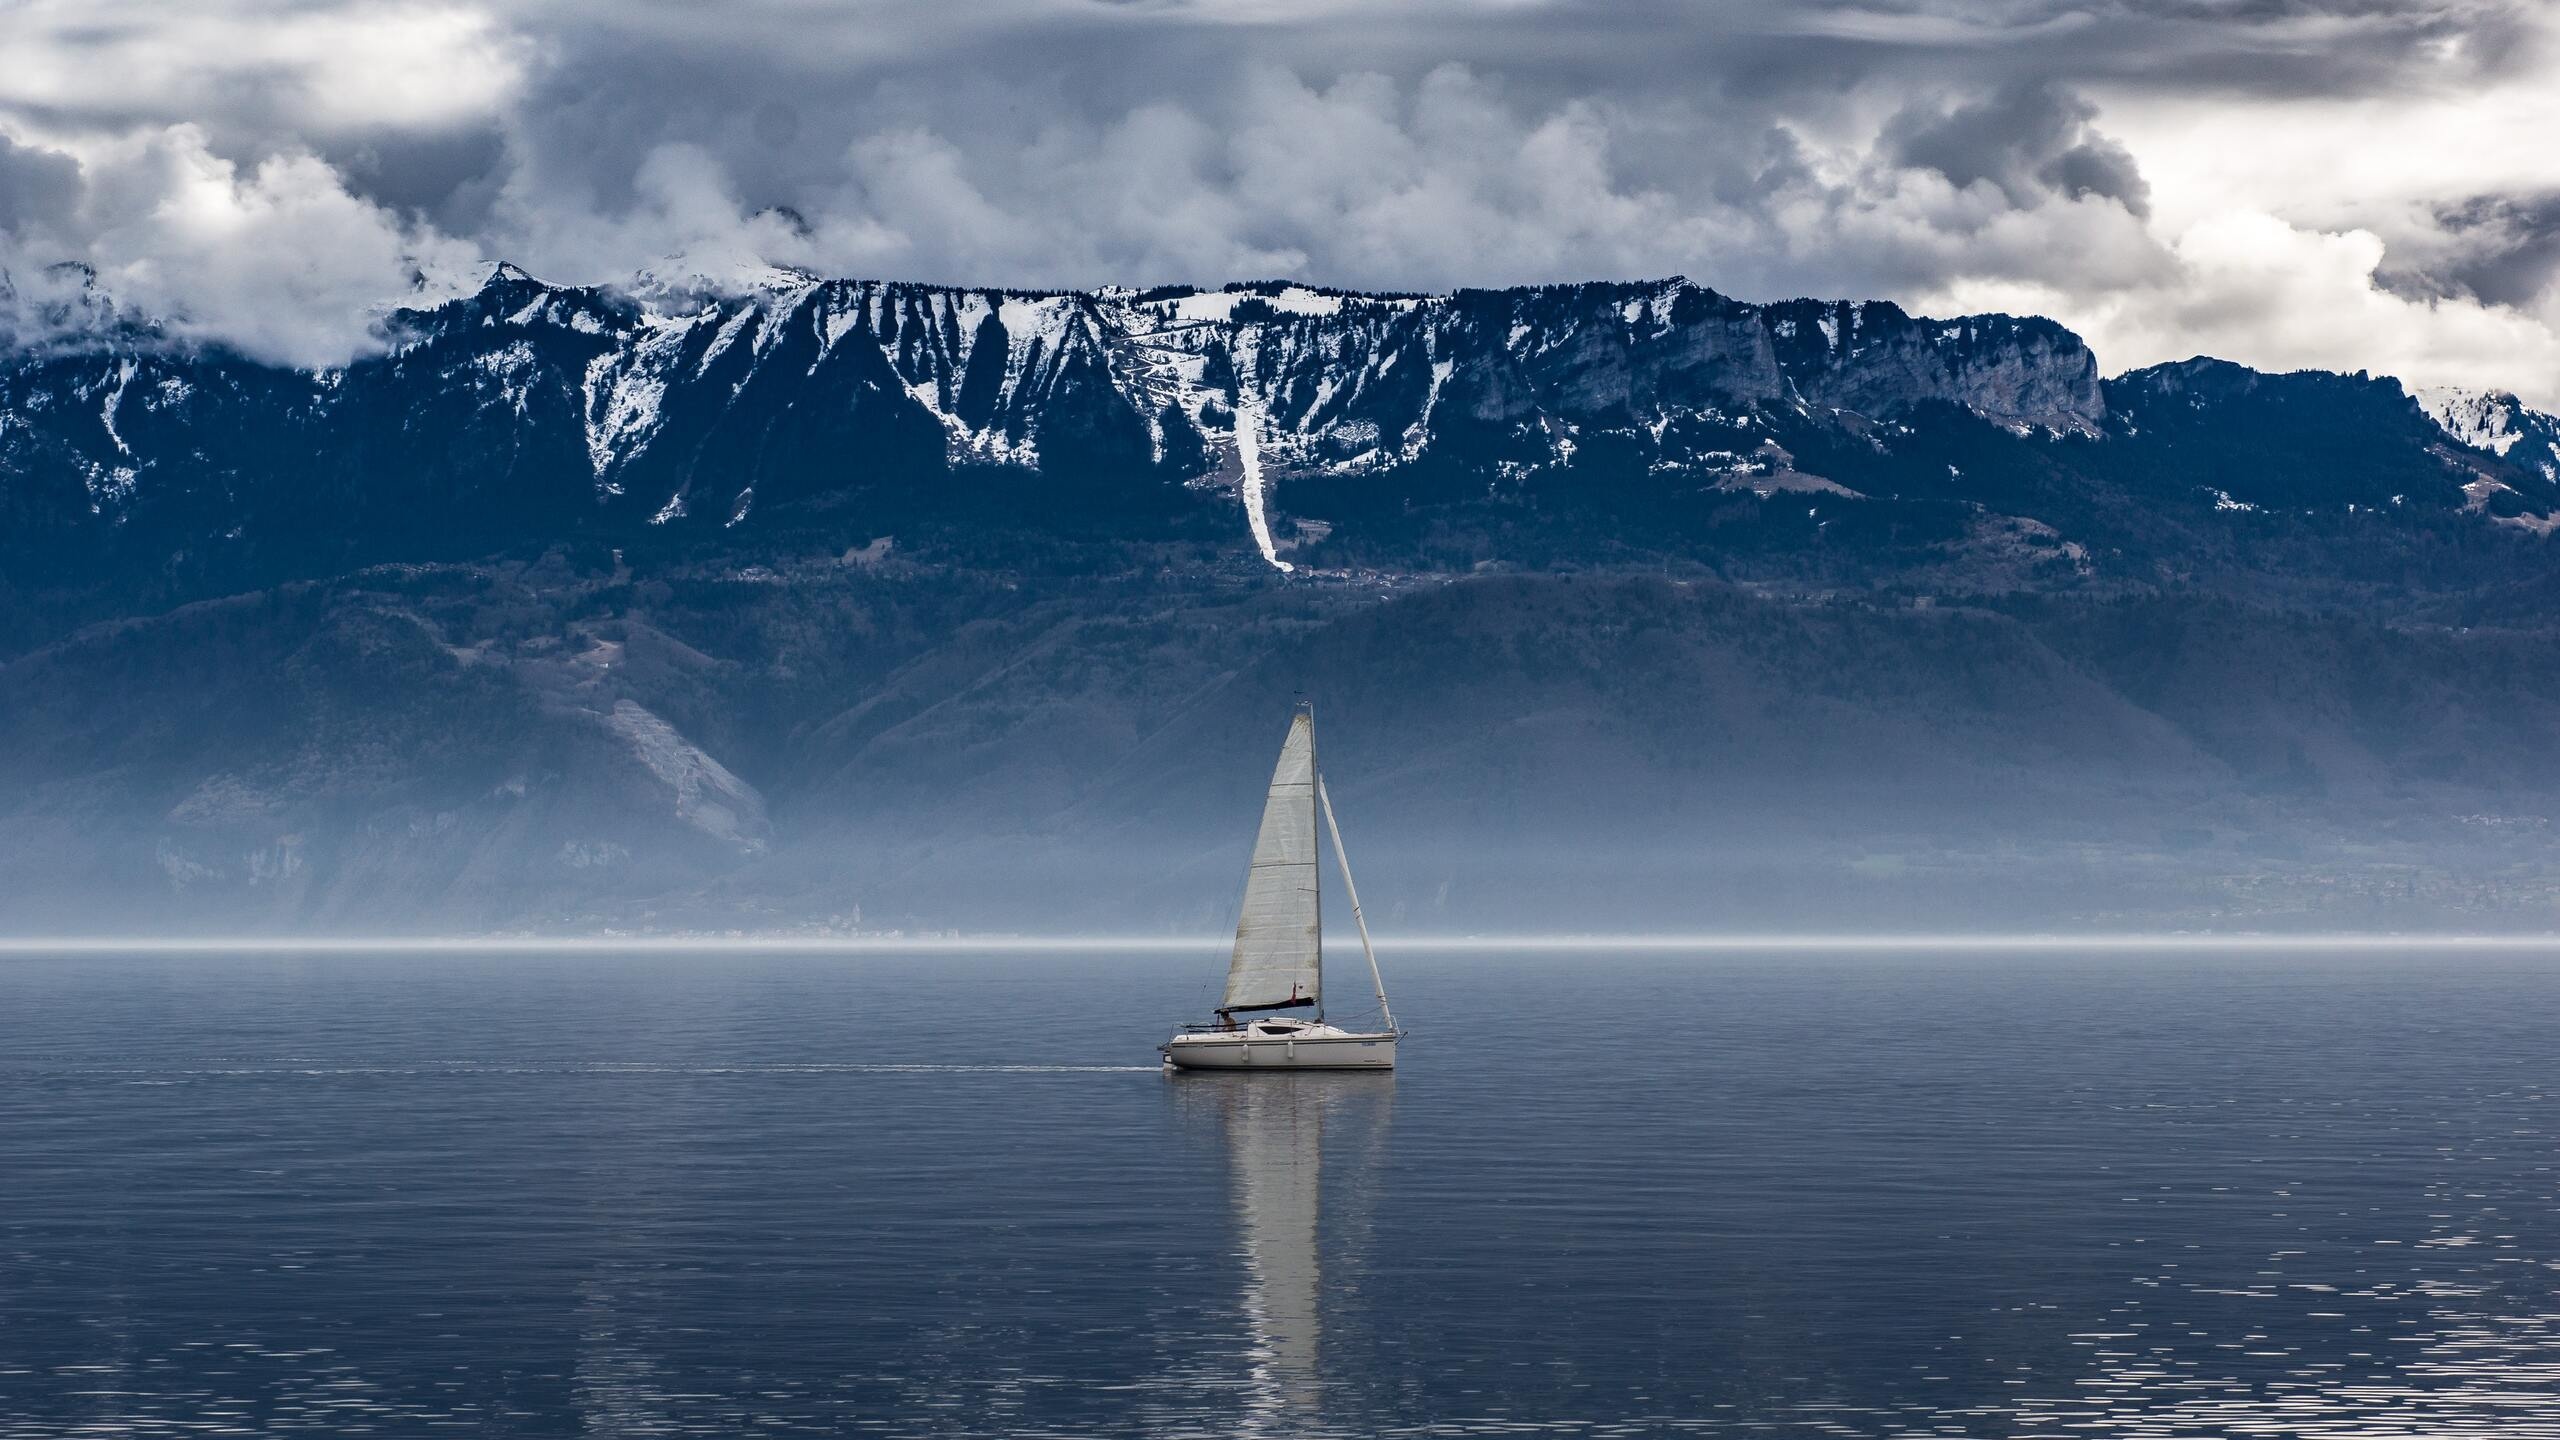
[2,947,2557,1437]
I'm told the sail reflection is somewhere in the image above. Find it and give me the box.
[1175,1071,1394,1429]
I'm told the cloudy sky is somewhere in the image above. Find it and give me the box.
[1,0,2556,403]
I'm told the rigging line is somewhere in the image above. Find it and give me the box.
[1317,771,1394,1034]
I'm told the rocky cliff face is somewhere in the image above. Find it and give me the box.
[0,269,2113,583]
[3,263,2557,649]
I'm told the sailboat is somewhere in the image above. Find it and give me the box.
[1162,704,1401,1071]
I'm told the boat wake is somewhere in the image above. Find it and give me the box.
[30,1060,1165,1079]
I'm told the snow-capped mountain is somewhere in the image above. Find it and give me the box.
[0,267,2105,552]
[2,263,2557,631]
[2417,384,2560,497]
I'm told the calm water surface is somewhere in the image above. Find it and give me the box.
[2,948,2557,1437]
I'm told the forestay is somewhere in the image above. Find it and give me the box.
[1222,711,1322,1013]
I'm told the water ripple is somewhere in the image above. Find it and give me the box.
[2,948,2557,1436]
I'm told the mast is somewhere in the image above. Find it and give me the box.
[1307,702,1322,1021]
[1316,772,1395,1034]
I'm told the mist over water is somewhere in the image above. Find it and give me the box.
[20,562,2560,940]
[4,946,2558,1436]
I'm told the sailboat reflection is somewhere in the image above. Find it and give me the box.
[1175,1071,1395,1426]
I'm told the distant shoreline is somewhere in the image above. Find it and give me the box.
[9,933,2560,954]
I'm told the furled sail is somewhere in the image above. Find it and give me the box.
[1222,711,1322,1013]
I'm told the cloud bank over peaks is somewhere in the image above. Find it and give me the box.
[0,125,481,367]
[0,0,2551,406]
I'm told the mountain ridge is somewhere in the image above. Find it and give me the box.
[6,263,2558,656]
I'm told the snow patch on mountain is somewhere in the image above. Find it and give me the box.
[626,258,822,315]
[1148,286,1371,324]
[98,359,136,457]
[1235,403,1292,573]
[2418,386,2526,456]
[470,341,541,417]
[694,305,758,380]
[84,461,138,514]
[2419,384,2560,491]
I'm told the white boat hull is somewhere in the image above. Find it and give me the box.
[1161,1027,1398,1071]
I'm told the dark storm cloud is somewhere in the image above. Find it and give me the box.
[256,0,2535,243]
[0,134,79,235]
[1882,84,2152,218]
[2378,193,2560,308]
[331,127,514,237]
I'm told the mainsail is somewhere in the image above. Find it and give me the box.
[1221,711,1322,1014]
